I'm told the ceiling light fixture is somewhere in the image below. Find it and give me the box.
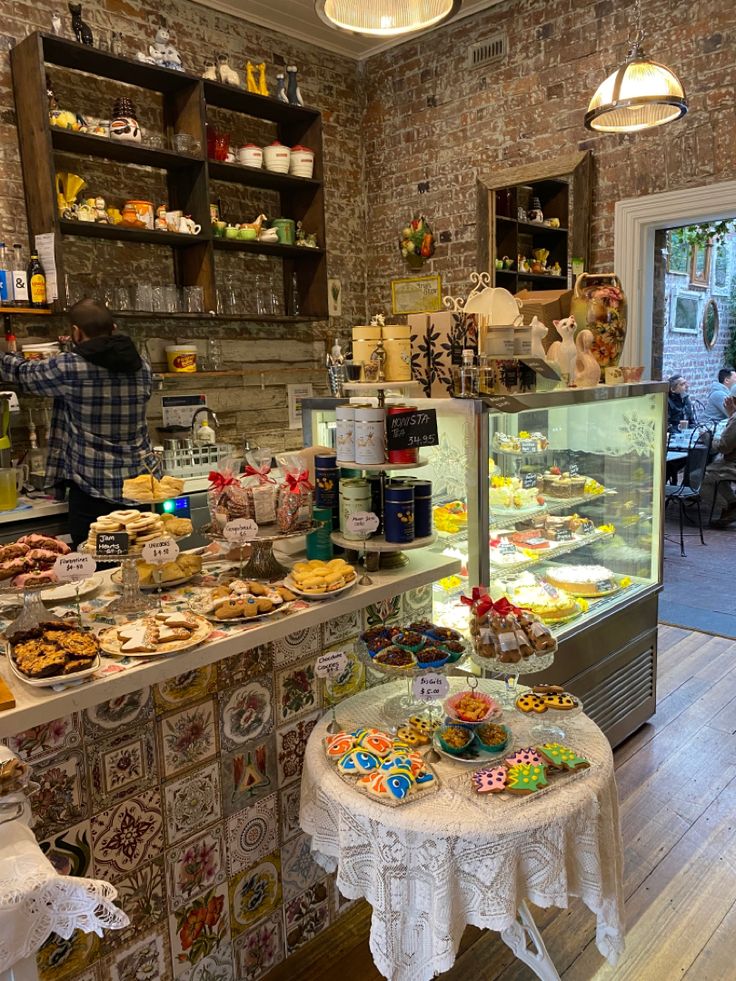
[584,0,687,133]
[315,0,462,37]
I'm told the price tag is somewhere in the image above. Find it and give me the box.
[522,472,539,489]
[53,552,96,582]
[520,439,539,454]
[520,356,562,381]
[223,518,259,543]
[541,581,559,596]
[346,511,380,536]
[386,409,439,451]
[498,541,518,555]
[411,673,449,702]
[554,529,574,542]
[142,538,180,564]
[315,649,348,678]
[96,532,129,556]
[569,463,580,476]
[596,580,613,593]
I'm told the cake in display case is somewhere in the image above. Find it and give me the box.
[301,382,666,746]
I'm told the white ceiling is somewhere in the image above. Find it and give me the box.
[193,0,503,60]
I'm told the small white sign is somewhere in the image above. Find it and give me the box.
[315,650,348,678]
[53,552,96,582]
[346,511,380,536]
[142,538,181,564]
[223,518,259,543]
[412,674,450,702]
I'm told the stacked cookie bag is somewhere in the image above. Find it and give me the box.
[471,742,589,797]
[324,726,437,804]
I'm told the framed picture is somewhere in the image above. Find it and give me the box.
[670,290,702,334]
[702,298,720,350]
[665,228,689,275]
[391,274,443,315]
[712,240,730,294]
[688,243,711,288]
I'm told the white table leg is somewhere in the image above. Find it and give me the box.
[500,900,561,981]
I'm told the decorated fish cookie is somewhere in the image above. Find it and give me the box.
[505,747,544,768]
[325,732,356,757]
[472,764,508,794]
[506,763,549,794]
[537,742,590,771]
[338,750,380,774]
[359,731,394,757]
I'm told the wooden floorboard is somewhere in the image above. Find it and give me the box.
[277,627,736,981]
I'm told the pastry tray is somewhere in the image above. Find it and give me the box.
[332,757,440,807]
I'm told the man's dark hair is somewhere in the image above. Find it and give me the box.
[69,298,115,339]
[718,367,735,384]
[668,373,684,391]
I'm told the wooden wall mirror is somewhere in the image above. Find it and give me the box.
[476,150,591,296]
[702,298,719,350]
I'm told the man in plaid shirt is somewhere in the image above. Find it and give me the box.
[0,299,160,545]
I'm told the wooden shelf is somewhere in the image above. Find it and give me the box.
[208,159,320,192]
[203,80,320,124]
[112,312,317,323]
[516,272,567,284]
[51,128,204,170]
[0,306,52,315]
[213,239,324,259]
[517,220,568,234]
[155,370,244,378]
[59,219,209,248]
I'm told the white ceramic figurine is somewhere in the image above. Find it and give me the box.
[548,316,577,386]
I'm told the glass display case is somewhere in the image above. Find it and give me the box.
[301,382,667,745]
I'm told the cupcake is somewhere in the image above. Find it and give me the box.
[393,630,425,652]
[414,646,449,669]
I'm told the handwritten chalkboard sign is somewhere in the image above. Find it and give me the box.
[96,532,129,557]
[522,472,539,489]
[569,463,580,477]
[386,409,439,451]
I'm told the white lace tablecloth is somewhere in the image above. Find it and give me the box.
[0,747,129,974]
[300,678,625,981]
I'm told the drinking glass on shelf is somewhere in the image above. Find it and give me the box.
[255,276,271,315]
[207,338,223,371]
[114,286,132,311]
[270,284,282,317]
[163,285,179,313]
[183,286,204,313]
[213,131,230,161]
[151,286,166,313]
[135,282,153,311]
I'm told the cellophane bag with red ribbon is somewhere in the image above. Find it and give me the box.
[276,452,314,533]
[208,461,252,532]
[243,448,277,526]
[465,588,556,664]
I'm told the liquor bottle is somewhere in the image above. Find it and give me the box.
[11,244,28,306]
[0,244,10,305]
[27,251,47,308]
[453,349,478,398]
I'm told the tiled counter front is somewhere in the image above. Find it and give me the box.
[2,585,433,981]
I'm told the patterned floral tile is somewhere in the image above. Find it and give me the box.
[279,783,302,843]
[319,642,365,707]
[39,818,94,877]
[36,929,100,981]
[220,737,277,818]
[102,925,172,981]
[363,595,401,628]
[276,711,320,787]
[402,584,433,619]
[322,609,360,647]
[217,643,273,690]
[167,824,227,912]
[154,665,218,715]
[179,945,234,981]
[273,625,320,668]
[228,849,282,937]
[233,911,285,981]
[218,676,273,752]
[31,749,88,838]
[163,761,222,847]
[280,831,324,903]
[5,713,81,762]
[168,883,230,979]
[108,857,167,949]
[158,698,218,779]
[91,788,164,881]
[87,724,158,811]
[275,657,319,723]
[284,878,330,956]
[226,792,279,875]
[83,688,153,738]
[68,970,99,981]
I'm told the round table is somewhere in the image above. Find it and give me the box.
[300,677,625,981]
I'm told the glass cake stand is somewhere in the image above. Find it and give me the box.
[469,644,557,710]
[204,523,321,581]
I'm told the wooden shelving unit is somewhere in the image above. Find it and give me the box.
[492,179,570,292]
[11,32,328,319]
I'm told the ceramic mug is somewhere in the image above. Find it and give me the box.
[237,227,257,240]
[178,216,202,235]
[165,210,183,232]
[604,366,624,385]
[224,226,239,239]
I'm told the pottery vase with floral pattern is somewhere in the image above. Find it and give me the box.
[571,272,627,377]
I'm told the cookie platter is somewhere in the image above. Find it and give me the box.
[469,742,591,800]
[98,612,211,657]
[6,620,101,687]
[188,579,296,623]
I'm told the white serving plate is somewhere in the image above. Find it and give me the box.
[282,575,356,600]
[6,648,100,688]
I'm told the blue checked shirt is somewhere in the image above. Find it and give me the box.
[0,352,160,501]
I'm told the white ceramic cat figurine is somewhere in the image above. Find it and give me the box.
[547,316,577,386]
[573,329,601,387]
[529,316,547,358]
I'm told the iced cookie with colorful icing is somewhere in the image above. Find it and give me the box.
[537,742,590,771]
[504,747,544,768]
[338,750,380,774]
[396,725,427,747]
[472,764,508,794]
[408,715,441,736]
[357,730,394,756]
[515,692,548,714]
[542,692,578,711]
[325,732,356,757]
[506,762,549,794]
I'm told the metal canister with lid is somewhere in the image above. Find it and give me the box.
[314,452,340,530]
[384,481,415,544]
[351,325,382,381]
[354,405,385,465]
[335,404,356,464]
[366,474,384,534]
[382,323,412,381]
[306,506,334,560]
[386,404,418,465]
[339,477,372,540]
[399,478,432,538]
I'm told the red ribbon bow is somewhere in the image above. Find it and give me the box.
[244,464,276,485]
[461,588,522,618]
[285,470,313,495]
[208,470,240,491]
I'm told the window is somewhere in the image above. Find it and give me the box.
[688,244,711,288]
[713,240,730,293]
[670,290,702,334]
[666,228,689,275]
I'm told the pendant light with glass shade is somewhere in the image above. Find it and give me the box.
[584,0,687,133]
[315,0,462,37]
